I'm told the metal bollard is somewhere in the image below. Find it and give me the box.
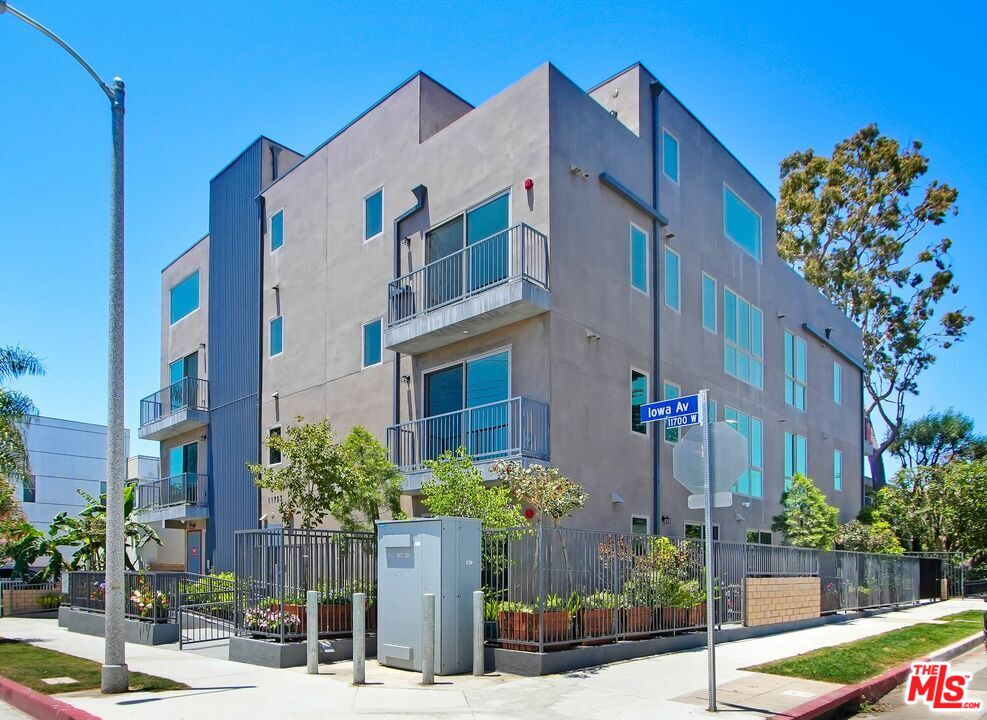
[352,592,366,685]
[473,590,484,676]
[422,593,435,685]
[306,590,319,674]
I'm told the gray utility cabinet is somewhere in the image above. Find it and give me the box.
[377,517,481,675]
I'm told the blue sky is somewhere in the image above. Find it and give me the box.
[2,0,984,458]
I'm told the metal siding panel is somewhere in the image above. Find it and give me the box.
[207,140,263,571]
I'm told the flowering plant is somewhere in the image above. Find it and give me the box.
[243,605,302,634]
[90,581,107,602]
[130,583,169,619]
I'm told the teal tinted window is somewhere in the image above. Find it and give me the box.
[833,362,843,405]
[362,318,381,367]
[664,248,680,311]
[169,270,200,324]
[834,449,843,491]
[465,351,509,407]
[725,407,763,498]
[702,274,716,332]
[270,316,283,357]
[663,381,680,443]
[631,370,648,435]
[630,225,648,293]
[784,331,807,410]
[364,189,383,239]
[784,431,807,489]
[271,210,284,251]
[662,130,679,183]
[724,186,762,261]
[724,288,763,388]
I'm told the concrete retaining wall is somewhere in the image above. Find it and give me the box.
[745,576,821,627]
[228,635,378,669]
[58,606,179,646]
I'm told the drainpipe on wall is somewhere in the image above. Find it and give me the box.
[651,82,666,535]
[256,193,267,529]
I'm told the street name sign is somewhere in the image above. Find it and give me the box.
[641,393,701,428]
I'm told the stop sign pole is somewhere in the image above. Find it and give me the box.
[699,388,717,713]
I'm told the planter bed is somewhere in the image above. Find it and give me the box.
[58,606,178,646]
[229,634,377,669]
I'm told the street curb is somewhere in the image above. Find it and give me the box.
[767,631,984,720]
[0,676,102,720]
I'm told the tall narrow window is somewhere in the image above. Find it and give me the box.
[21,475,35,503]
[723,185,762,261]
[268,427,282,465]
[725,407,763,498]
[362,318,382,367]
[834,449,843,491]
[833,362,843,405]
[270,209,284,251]
[664,247,680,311]
[702,273,717,332]
[269,316,283,357]
[630,224,649,294]
[662,129,680,184]
[364,188,383,240]
[784,331,807,411]
[631,370,648,435]
[784,432,808,489]
[169,270,200,324]
[724,288,763,388]
[663,381,681,443]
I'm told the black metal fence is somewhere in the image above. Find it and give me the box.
[233,528,377,643]
[905,551,966,596]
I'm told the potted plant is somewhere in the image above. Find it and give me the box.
[484,598,500,643]
[676,579,706,628]
[497,594,575,652]
[129,581,170,623]
[243,599,302,638]
[319,583,353,633]
[578,590,616,644]
[619,576,654,635]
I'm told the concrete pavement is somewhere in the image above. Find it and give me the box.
[0,599,982,719]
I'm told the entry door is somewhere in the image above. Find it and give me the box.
[186,530,202,575]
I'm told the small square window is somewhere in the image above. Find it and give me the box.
[362,318,382,367]
[631,516,649,535]
[270,316,284,357]
[269,427,282,465]
[270,209,284,251]
[364,189,383,240]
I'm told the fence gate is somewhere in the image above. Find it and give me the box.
[177,589,235,648]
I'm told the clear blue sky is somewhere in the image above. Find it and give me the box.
[2,0,984,458]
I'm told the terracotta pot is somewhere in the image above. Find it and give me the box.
[497,609,571,652]
[578,608,615,645]
[621,606,652,634]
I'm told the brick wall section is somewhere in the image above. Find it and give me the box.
[2,588,56,616]
[744,576,821,627]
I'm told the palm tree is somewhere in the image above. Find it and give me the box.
[0,345,45,485]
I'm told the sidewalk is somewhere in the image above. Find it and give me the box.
[0,599,981,719]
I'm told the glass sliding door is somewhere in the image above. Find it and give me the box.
[425,217,464,310]
[466,194,509,292]
[167,442,198,505]
[168,352,198,411]
[465,351,510,459]
[424,365,464,461]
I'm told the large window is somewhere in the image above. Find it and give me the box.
[724,185,762,261]
[833,362,843,405]
[664,247,680,311]
[364,188,383,240]
[631,370,648,435]
[630,224,649,294]
[746,530,772,545]
[662,129,680,184]
[269,315,283,357]
[270,209,284,251]
[724,288,763,388]
[702,273,717,332]
[169,270,200,324]
[834,449,843,491]
[362,318,382,368]
[663,381,681,443]
[784,331,807,411]
[725,407,763,497]
[784,432,807,489]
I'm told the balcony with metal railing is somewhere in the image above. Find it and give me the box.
[135,473,209,523]
[138,377,209,441]
[384,223,550,354]
[386,396,550,491]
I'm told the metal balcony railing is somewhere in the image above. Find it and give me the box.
[386,397,549,473]
[139,377,209,427]
[387,223,549,326]
[136,473,208,512]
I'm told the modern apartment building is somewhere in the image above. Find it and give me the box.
[140,62,864,571]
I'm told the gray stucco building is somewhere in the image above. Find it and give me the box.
[139,62,863,571]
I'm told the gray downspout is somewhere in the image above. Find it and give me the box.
[257,193,267,530]
[651,83,665,535]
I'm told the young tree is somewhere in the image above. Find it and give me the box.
[247,416,347,529]
[772,474,839,550]
[890,407,987,469]
[0,345,45,484]
[834,519,903,555]
[419,448,525,528]
[493,461,588,526]
[334,425,405,531]
[776,126,973,485]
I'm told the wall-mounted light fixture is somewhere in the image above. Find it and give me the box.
[661,515,671,525]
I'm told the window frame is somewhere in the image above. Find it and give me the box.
[784,431,808,489]
[361,317,383,369]
[663,380,682,444]
[834,448,843,492]
[784,330,808,411]
[269,315,284,358]
[169,269,201,325]
[629,222,650,295]
[363,187,384,242]
[631,515,650,535]
[662,128,680,185]
[268,426,282,466]
[833,362,843,405]
[421,346,513,413]
[630,367,650,437]
[685,522,720,540]
[270,208,285,253]
[746,530,772,545]
[723,183,763,262]
[723,285,763,388]
[21,474,36,503]
[702,272,717,333]
[724,405,763,498]
[663,246,681,312]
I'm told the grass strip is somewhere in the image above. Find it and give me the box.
[0,638,187,695]
[743,611,983,684]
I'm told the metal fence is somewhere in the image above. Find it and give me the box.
[832,551,921,610]
[234,528,377,643]
[139,376,209,427]
[386,223,549,326]
[65,571,234,624]
[136,473,209,511]
[905,551,966,597]
[0,580,62,617]
[387,397,550,472]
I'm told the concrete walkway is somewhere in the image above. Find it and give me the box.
[0,599,982,719]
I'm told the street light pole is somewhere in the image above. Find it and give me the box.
[0,1,129,694]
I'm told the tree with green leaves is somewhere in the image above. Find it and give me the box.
[3,521,69,583]
[493,460,588,526]
[334,425,405,531]
[890,407,987,470]
[777,125,973,485]
[247,416,347,529]
[419,448,525,528]
[772,474,839,550]
[834,519,903,555]
[0,345,45,485]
